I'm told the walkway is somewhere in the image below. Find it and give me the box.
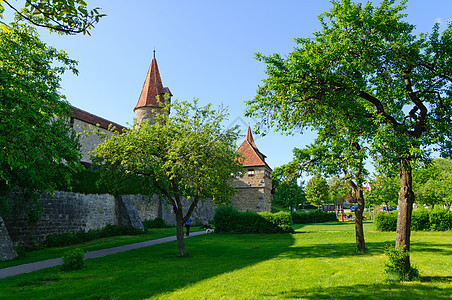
[0,231,206,279]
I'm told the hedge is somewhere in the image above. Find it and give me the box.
[213,206,294,234]
[374,209,452,231]
[292,210,338,224]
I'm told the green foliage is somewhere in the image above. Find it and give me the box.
[142,217,170,229]
[43,225,144,248]
[0,0,105,35]
[375,209,452,232]
[213,206,294,234]
[305,173,330,207]
[365,175,399,206]
[61,248,84,271]
[414,158,452,208]
[374,211,398,231]
[384,245,419,281]
[292,210,338,224]
[272,174,306,209]
[429,208,452,231]
[0,23,81,214]
[93,99,242,255]
[410,210,431,231]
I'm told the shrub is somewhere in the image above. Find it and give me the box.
[411,209,430,231]
[429,209,452,231]
[61,248,85,271]
[143,217,170,229]
[375,209,452,231]
[384,245,419,281]
[374,211,398,231]
[292,210,337,224]
[213,206,294,234]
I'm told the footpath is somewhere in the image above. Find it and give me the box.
[0,231,206,279]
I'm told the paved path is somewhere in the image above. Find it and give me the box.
[0,231,206,279]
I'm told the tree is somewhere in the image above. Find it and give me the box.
[365,175,399,209]
[272,167,306,223]
[246,0,452,270]
[305,173,329,208]
[414,158,452,209]
[0,0,105,35]
[92,99,242,256]
[285,125,370,251]
[0,23,81,214]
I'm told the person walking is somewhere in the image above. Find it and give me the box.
[185,217,192,236]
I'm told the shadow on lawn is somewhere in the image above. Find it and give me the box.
[268,282,452,299]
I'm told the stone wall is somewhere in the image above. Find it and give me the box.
[4,191,117,244]
[3,191,216,245]
[230,166,272,212]
[72,118,117,163]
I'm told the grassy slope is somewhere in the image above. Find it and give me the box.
[0,227,191,269]
[0,222,450,299]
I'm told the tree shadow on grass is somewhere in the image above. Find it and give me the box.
[0,233,297,299]
[268,282,452,299]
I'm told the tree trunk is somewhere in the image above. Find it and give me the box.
[396,159,415,269]
[290,206,293,224]
[175,207,186,257]
[354,189,366,251]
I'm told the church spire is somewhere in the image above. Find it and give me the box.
[134,53,171,111]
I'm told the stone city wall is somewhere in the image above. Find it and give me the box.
[3,191,216,245]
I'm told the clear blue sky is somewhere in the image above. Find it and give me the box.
[6,0,451,177]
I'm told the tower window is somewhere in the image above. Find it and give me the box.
[248,169,255,177]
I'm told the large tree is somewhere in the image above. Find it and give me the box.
[0,23,81,214]
[92,100,242,256]
[246,0,452,270]
[0,0,105,35]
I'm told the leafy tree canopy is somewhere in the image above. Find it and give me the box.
[414,158,452,208]
[92,99,242,256]
[0,23,81,212]
[0,0,105,35]
[305,173,329,207]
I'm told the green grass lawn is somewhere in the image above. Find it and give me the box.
[0,221,451,299]
[0,227,194,269]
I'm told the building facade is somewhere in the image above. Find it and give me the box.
[231,127,272,212]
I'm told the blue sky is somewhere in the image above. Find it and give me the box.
[5,0,451,178]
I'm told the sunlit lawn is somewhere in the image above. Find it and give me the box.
[0,221,450,299]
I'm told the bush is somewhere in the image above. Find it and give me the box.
[374,211,398,231]
[292,210,337,224]
[411,209,430,231]
[429,209,452,231]
[213,206,294,234]
[384,245,419,281]
[142,217,170,229]
[375,209,452,231]
[61,248,85,271]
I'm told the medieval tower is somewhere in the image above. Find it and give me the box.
[231,127,272,212]
[134,51,172,124]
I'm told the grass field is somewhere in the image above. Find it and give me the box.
[0,221,451,299]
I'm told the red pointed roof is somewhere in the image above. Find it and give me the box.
[236,127,271,170]
[134,54,172,111]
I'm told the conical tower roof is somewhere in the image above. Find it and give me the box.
[134,52,172,111]
[236,126,271,169]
